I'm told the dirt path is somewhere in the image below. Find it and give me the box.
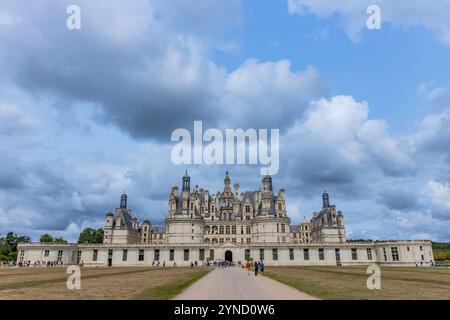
[173,266,318,300]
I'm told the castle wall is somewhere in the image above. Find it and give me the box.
[17,241,434,267]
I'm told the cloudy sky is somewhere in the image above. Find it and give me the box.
[1,0,450,242]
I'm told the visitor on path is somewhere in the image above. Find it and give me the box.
[246,260,251,275]
[254,261,259,276]
[260,261,264,274]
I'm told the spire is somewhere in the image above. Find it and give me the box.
[120,192,127,209]
[224,170,230,185]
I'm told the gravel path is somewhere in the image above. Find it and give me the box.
[173,267,318,300]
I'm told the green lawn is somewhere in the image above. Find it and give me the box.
[264,266,450,300]
[134,268,211,300]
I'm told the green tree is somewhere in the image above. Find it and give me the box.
[54,236,68,244]
[0,241,11,256]
[0,230,30,262]
[40,233,54,243]
[5,232,30,251]
[78,228,104,244]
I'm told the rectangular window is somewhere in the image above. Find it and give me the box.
[272,249,278,261]
[57,250,63,263]
[245,249,250,261]
[259,249,264,261]
[199,249,205,261]
[289,248,294,260]
[93,250,98,261]
[319,248,325,260]
[184,249,189,261]
[420,246,423,251]
[281,224,285,233]
[19,250,25,262]
[123,249,128,261]
[169,249,174,261]
[303,248,309,260]
[246,238,251,243]
[351,248,357,260]
[138,250,144,261]
[367,248,373,260]
[44,250,50,257]
[383,248,387,261]
[391,247,399,261]
[77,250,82,263]
[246,226,251,234]
[154,249,160,261]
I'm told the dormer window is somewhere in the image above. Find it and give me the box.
[245,205,250,213]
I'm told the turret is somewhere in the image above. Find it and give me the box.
[182,171,190,193]
[169,186,178,218]
[262,175,273,193]
[322,191,330,208]
[120,193,127,209]
[261,175,272,215]
[105,212,114,228]
[223,171,231,192]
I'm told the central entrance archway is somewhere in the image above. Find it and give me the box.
[225,250,232,262]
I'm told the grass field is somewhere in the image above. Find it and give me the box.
[264,266,450,300]
[0,267,210,300]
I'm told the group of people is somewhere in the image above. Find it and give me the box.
[16,260,65,267]
[245,260,264,276]
[0,261,15,267]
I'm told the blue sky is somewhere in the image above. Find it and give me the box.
[1,0,450,242]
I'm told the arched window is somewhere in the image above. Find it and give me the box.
[209,249,215,260]
[204,238,210,244]
[225,226,230,234]
[232,226,236,234]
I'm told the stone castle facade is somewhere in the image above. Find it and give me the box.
[17,172,434,267]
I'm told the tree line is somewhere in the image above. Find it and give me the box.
[0,227,104,262]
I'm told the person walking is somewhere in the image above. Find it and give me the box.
[260,260,264,274]
[254,260,259,276]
